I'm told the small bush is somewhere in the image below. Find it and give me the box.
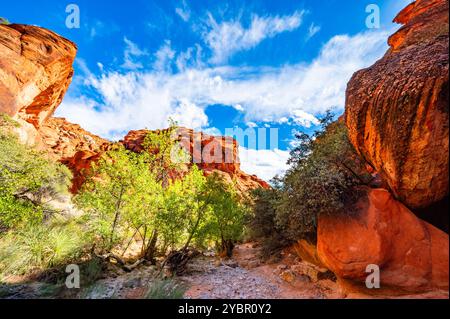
[145,279,186,299]
[277,112,371,240]
[248,112,371,246]
[0,17,10,25]
[0,122,72,231]
[248,183,292,259]
[0,220,87,279]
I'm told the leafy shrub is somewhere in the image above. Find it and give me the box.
[0,117,72,231]
[201,173,249,257]
[75,145,158,254]
[248,112,371,246]
[277,112,371,240]
[0,219,87,279]
[0,17,10,25]
[247,182,291,259]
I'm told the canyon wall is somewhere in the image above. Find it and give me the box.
[345,0,449,210]
[317,0,449,296]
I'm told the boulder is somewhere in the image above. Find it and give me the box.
[317,188,449,295]
[345,0,449,209]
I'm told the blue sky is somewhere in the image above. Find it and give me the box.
[2,0,411,180]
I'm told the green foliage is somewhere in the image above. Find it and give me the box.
[0,219,87,279]
[277,112,370,240]
[142,123,190,186]
[0,114,84,280]
[145,279,186,299]
[158,165,209,252]
[0,117,72,231]
[76,123,249,261]
[75,144,161,254]
[200,173,249,256]
[248,181,291,259]
[0,17,10,25]
[249,111,371,244]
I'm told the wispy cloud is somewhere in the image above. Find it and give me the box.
[175,0,191,22]
[58,29,389,142]
[122,37,148,70]
[306,22,321,40]
[203,11,305,64]
[153,40,176,72]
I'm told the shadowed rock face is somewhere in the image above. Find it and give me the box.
[317,0,450,296]
[317,188,449,296]
[345,0,449,210]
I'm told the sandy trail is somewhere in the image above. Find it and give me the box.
[181,243,342,299]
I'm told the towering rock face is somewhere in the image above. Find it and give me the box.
[345,0,449,210]
[0,24,77,128]
[122,128,270,194]
[39,118,110,193]
[316,0,449,297]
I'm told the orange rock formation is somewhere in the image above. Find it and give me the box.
[345,0,449,209]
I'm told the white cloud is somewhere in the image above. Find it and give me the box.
[122,37,148,70]
[306,22,321,40]
[153,40,176,72]
[203,11,305,64]
[233,104,244,112]
[291,109,319,127]
[175,0,191,22]
[59,29,389,149]
[239,147,290,181]
[170,99,209,130]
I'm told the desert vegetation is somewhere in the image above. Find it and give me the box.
[0,118,249,293]
[248,112,372,256]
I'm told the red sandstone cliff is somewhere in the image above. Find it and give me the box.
[345,0,449,210]
[122,128,269,194]
[316,0,449,296]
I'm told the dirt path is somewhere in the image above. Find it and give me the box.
[181,243,342,299]
[0,243,342,299]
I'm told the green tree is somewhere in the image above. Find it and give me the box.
[75,145,160,256]
[247,178,291,259]
[157,165,209,253]
[142,122,190,187]
[201,173,249,257]
[276,111,372,240]
[0,115,72,231]
[140,123,191,259]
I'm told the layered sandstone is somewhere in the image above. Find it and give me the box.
[122,128,270,194]
[0,24,77,128]
[39,118,110,193]
[317,188,449,296]
[345,0,449,209]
